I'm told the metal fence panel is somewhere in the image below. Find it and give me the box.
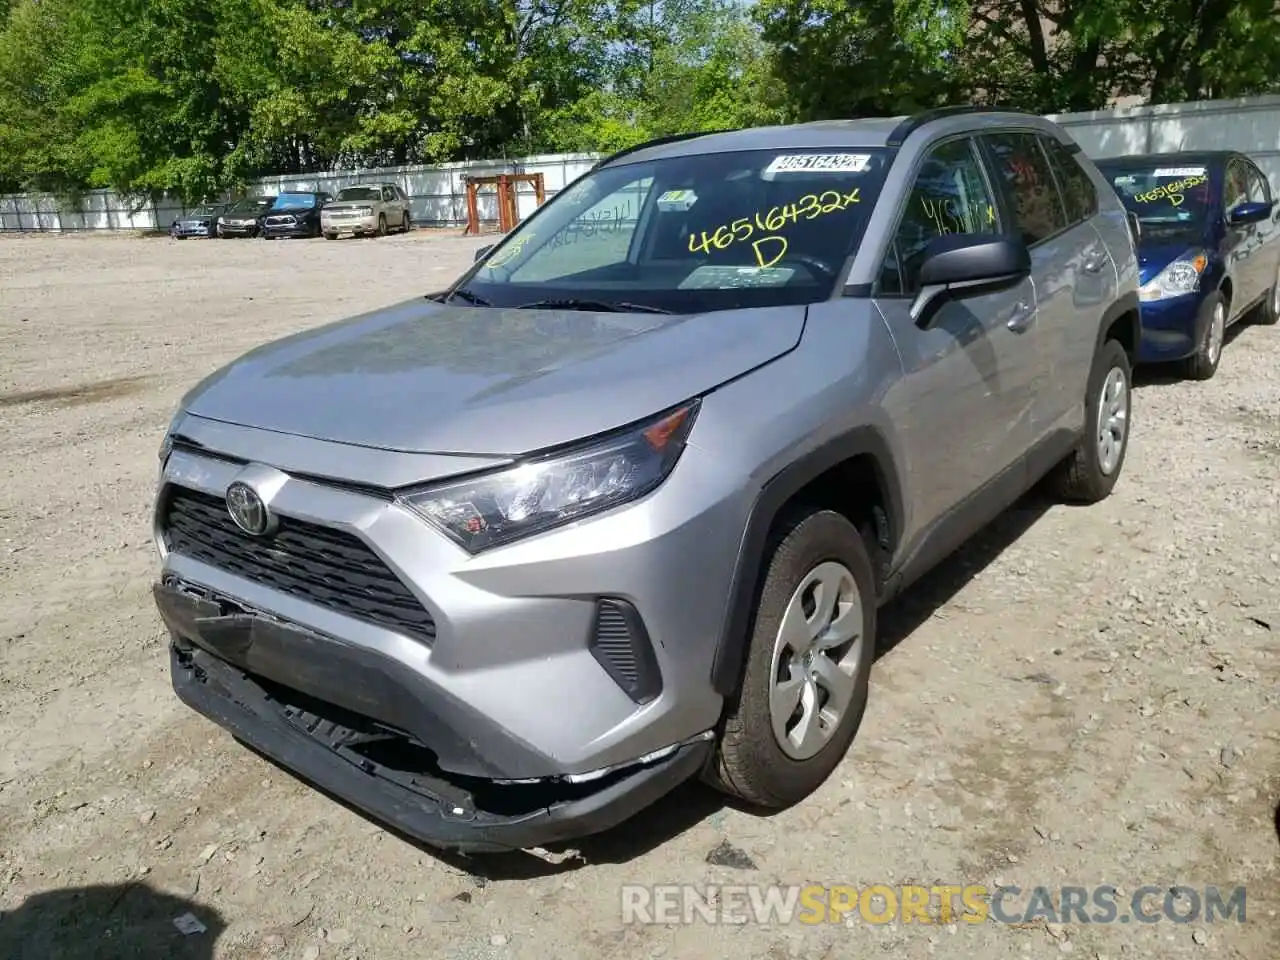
[0,152,600,234]
[10,96,1280,234]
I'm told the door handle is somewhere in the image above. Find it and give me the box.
[1082,251,1109,273]
[1007,301,1035,332]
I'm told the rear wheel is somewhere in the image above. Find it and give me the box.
[401,209,411,232]
[1184,292,1225,380]
[1048,337,1132,504]
[704,508,876,809]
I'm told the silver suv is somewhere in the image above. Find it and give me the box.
[152,107,1140,853]
[321,182,412,238]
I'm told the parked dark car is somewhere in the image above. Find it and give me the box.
[216,196,276,238]
[261,192,333,239]
[170,203,228,239]
[1095,151,1280,380]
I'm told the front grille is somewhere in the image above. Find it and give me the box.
[161,485,436,645]
[265,215,296,226]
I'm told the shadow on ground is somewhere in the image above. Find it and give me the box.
[1131,318,1254,389]
[0,883,224,960]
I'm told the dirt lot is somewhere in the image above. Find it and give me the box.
[1,231,1278,960]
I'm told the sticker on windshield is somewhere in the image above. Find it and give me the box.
[657,189,697,211]
[764,153,872,176]
[1153,167,1206,178]
[678,265,796,289]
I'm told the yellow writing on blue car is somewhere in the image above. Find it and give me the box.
[687,189,861,268]
[1133,174,1208,206]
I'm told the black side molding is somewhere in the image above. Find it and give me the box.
[709,426,905,697]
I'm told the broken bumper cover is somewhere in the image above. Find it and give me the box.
[156,582,712,853]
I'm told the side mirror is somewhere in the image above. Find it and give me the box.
[910,234,1032,328]
[474,244,494,262]
[1227,200,1271,226]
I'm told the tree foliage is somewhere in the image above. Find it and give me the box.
[3,0,1280,198]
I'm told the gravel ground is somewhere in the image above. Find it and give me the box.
[1,231,1278,960]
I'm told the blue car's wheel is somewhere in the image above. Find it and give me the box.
[1185,291,1225,380]
[1258,265,1280,326]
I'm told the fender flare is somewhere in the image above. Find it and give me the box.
[709,425,906,697]
[1098,290,1141,357]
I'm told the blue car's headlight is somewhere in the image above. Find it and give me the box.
[1140,249,1208,301]
[400,401,700,553]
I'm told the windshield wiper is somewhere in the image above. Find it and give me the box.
[515,298,672,314]
[443,287,492,307]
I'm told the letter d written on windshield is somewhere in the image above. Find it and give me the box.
[688,189,861,268]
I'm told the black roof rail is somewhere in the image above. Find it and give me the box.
[886,104,1040,147]
[591,128,740,171]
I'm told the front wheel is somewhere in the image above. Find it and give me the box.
[1184,292,1226,380]
[1048,338,1132,503]
[704,508,876,809]
[376,213,387,237]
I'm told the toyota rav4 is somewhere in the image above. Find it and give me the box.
[152,107,1141,854]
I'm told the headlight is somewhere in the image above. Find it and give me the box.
[159,408,183,463]
[399,402,700,553]
[1140,250,1208,301]
[358,206,374,215]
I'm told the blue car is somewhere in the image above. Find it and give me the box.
[1095,151,1280,379]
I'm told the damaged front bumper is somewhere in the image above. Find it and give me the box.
[155,581,713,854]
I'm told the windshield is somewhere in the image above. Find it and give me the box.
[336,187,381,201]
[191,205,219,217]
[456,148,890,312]
[228,198,270,214]
[272,193,318,210]
[1096,162,1212,236]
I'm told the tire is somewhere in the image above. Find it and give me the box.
[401,209,411,233]
[377,214,387,237]
[1184,291,1226,380]
[1258,265,1280,325]
[704,508,877,809]
[324,232,336,240]
[1048,338,1132,504]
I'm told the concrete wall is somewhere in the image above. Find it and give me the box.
[1049,94,1280,191]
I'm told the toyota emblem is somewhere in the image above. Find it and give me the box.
[225,481,273,536]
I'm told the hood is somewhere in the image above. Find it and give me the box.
[324,202,375,213]
[181,298,807,455]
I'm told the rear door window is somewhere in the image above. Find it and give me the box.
[982,132,1069,245]
[1041,137,1098,225]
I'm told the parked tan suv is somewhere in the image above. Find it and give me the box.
[321,183,412,238]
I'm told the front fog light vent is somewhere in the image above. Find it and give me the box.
[589,599,662,704]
